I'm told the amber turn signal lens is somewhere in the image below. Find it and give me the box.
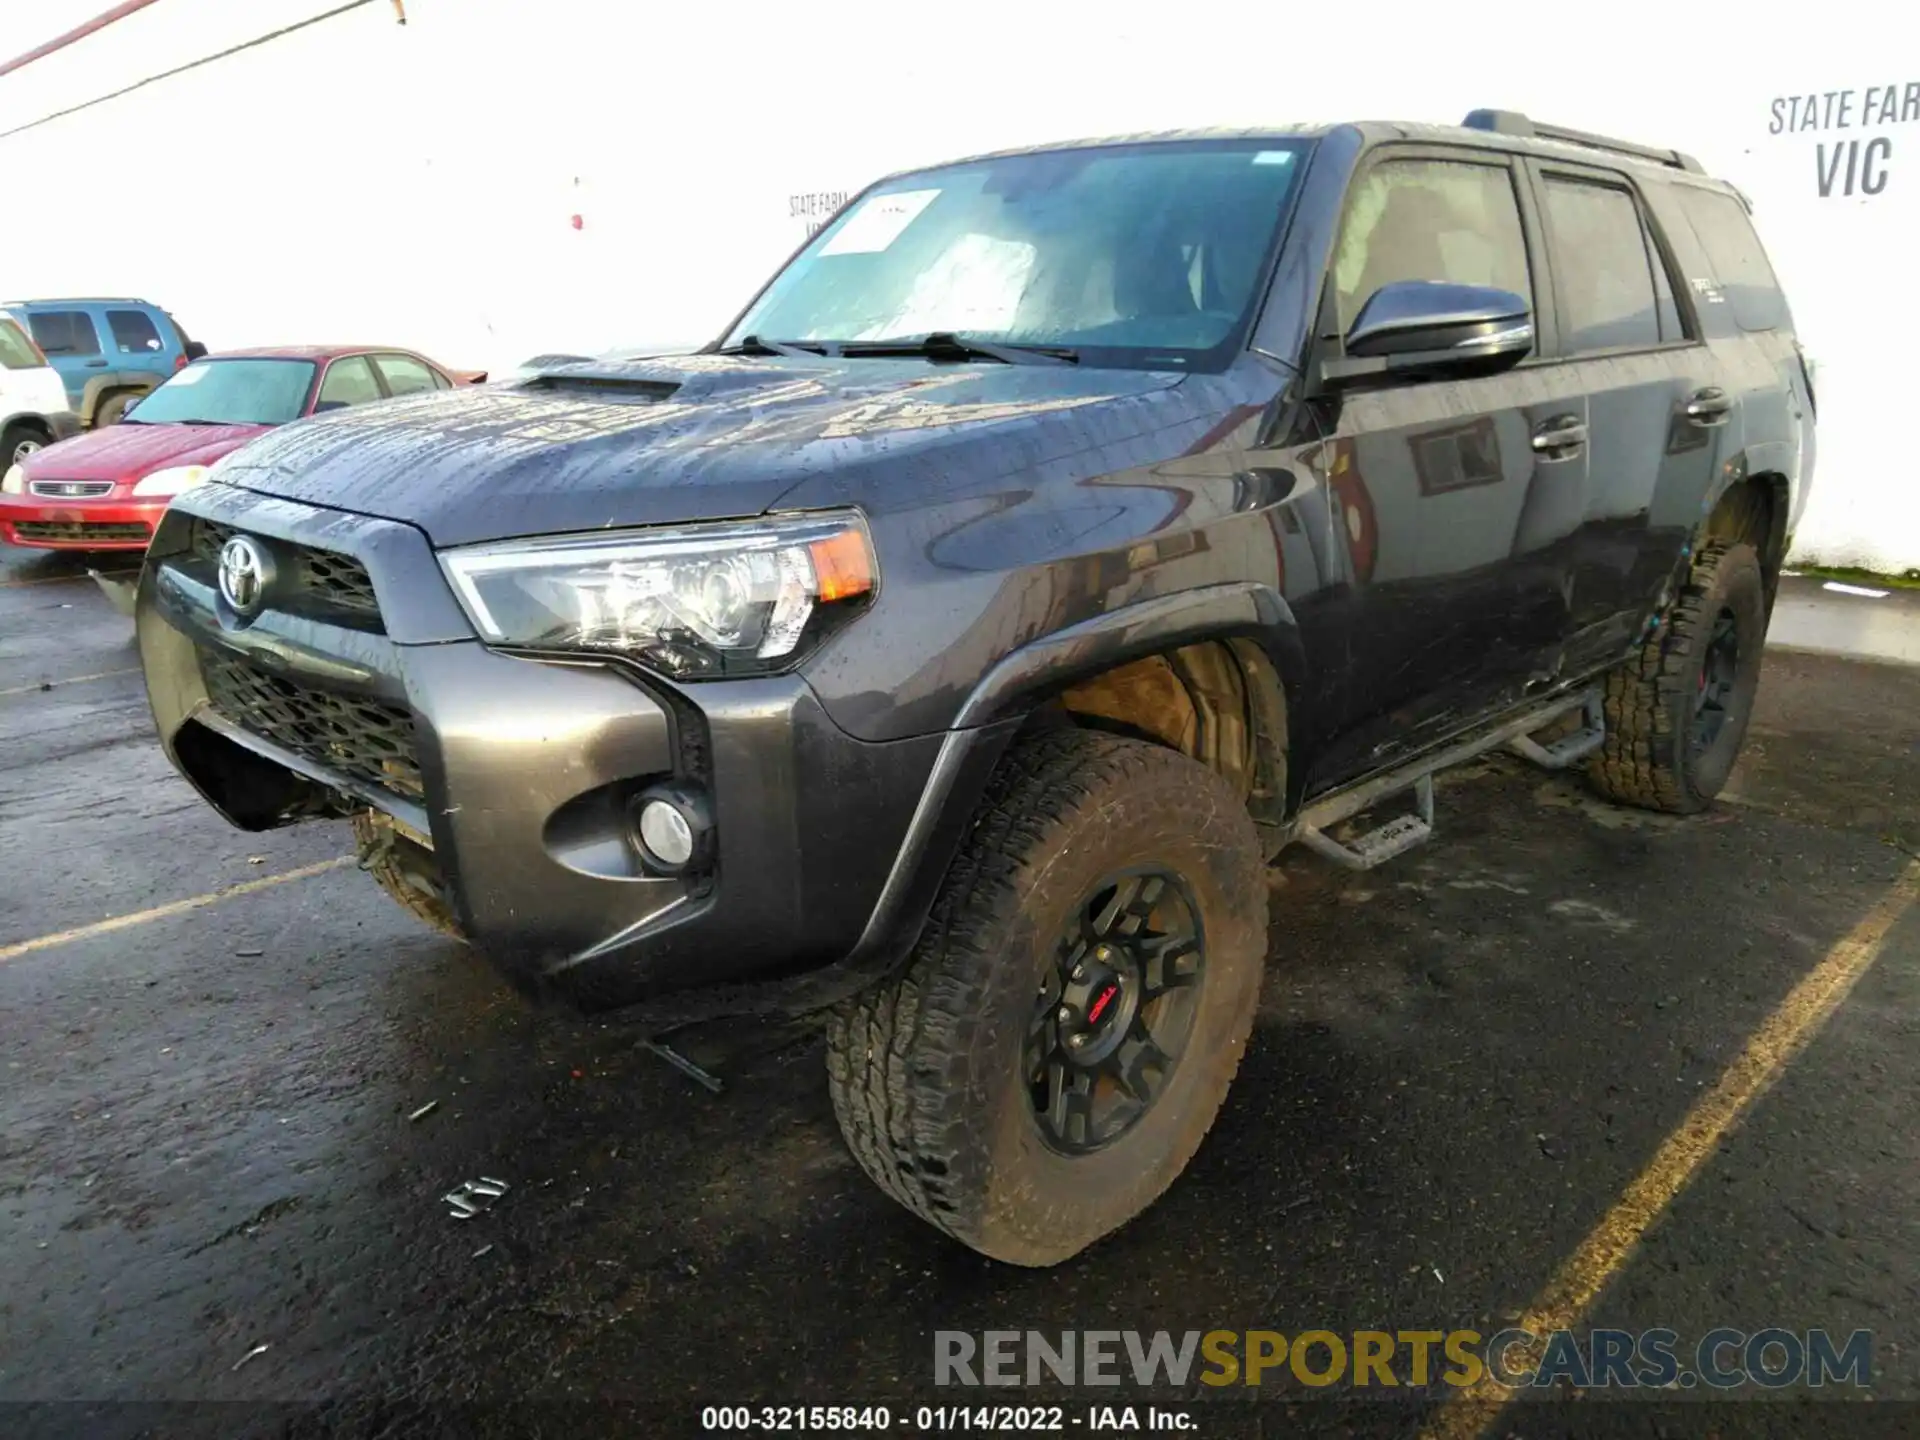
[809,527,876,604]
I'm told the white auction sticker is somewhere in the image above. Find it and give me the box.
[820,188,940,256]
[169,364,211,384]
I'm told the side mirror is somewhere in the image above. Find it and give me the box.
[1324,281,1532,386]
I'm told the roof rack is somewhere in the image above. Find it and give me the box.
[3,296,150,305]
[1460,109,1704,174]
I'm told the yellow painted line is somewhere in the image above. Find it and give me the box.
[0,666,139,699]
[0,569,138,589]
[1423,856,1920,1440]
[0,856,353,966]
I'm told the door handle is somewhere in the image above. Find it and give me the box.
[1685,387,1732,423]
[84,359,108,368]
[1531,417,1587,457]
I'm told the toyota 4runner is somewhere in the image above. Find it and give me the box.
[135,110,1815,1267]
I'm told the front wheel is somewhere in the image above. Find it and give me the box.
[4,422,48,468]
[826,728,1269,1267]
[1589,539,1766,814]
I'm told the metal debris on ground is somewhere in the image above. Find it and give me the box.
[231,1343,270,1372]
[472,1244,494,1259]
[407,1100,439,1123]
[443,1176,509,1220]
[640,1037,725,1094]
[236,948,263,958]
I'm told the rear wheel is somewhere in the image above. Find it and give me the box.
[826,728,1268,1267]
[93,391,137,427]
[1588,540,1766,814]
[352,810,465,939]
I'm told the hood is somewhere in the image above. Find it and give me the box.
[214,353,1186,547]
[22,422,271,483]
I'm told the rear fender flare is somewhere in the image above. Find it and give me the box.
[80,372,161,425]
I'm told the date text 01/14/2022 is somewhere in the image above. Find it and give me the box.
[699,1405,1196,1431]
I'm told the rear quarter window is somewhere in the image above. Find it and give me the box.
[107,308,166,354]
[1673,187,1787,333]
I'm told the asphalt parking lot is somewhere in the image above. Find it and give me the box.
[3,546,1917,1440]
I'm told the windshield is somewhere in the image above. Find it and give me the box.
[132,359,316,425]
[725,139,1311,371]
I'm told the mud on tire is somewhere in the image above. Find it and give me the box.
[825,727,1269,1267]
[1588,540,1767,815]
[352,810,466,940]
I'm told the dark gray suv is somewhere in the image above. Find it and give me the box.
[135,109,1814,1266]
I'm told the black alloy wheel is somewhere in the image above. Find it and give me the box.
[1026,868,1206,1155]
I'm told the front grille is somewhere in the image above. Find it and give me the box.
[189,519,382,624]
[15,520,150,542]
[199,647,424,801]
[29,479,114,498]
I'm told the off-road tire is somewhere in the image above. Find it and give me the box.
[352,810,466,940]
[826,727,1268,1267]
[1588,540,1766,814]
[4,421,48,469]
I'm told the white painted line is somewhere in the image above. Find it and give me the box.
[1823,581,1890,599]
[0,857,353,965]
[0,666,139,699]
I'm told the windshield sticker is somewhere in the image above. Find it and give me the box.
[169,364,211,384]
[820,188,941,256]
[1252,151,1295,165]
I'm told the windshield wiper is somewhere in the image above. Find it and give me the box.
[717,335,838,358]
[837,332,1078,366]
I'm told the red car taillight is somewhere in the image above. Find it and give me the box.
[174,354,189,371]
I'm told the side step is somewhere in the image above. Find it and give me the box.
[1290,687,1603,872]
[1299,773,1434,870]
[1507,690,1606,770]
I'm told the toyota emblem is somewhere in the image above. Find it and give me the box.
[217,535,273,616]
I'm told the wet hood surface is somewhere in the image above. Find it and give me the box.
[23,422,272,483]
[213,353,1186,547]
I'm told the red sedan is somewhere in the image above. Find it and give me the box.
[0,345,483,552]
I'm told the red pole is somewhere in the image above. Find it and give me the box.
[0,0,168,83]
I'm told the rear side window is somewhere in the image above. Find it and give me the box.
[1334,158,1534,331]
[107,308,165,354]
[315,356,383,410]
[1674,187,1786,333]
[371,354,440,396]
[27,309,101,357]
[1540,177,1662,353]
[0,317,41,370]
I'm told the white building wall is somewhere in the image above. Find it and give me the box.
[2,0,1911,569]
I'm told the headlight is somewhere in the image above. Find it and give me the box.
[1,464,22,495]
[131,464,208,497]
[439,512,877,678]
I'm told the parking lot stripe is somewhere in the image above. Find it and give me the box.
[1423,856,1920,1438]
[0,570,138,588]
[0,856,353,966]
[0,666,139,699]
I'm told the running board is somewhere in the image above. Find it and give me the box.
[1507,690,1606,770]
[1290,687,1602,871]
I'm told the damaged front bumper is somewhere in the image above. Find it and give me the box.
[135,486,1010,1015]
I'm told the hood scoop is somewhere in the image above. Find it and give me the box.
[517,370,681,402]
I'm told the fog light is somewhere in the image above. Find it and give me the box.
[637,799,695,867]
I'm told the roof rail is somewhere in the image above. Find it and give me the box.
[1460,109,1704,174]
